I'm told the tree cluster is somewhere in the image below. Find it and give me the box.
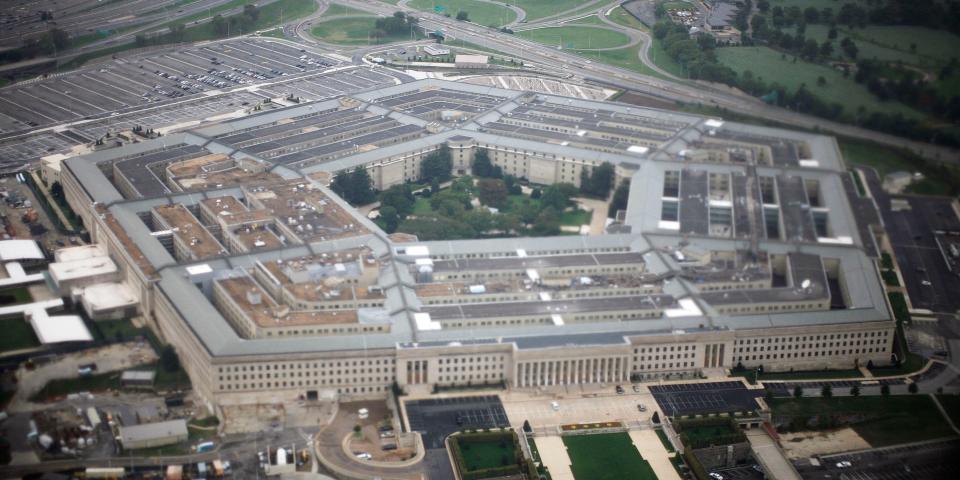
[330,166,376,206]
[578,162,615,199]
[0,28,71,65]
[375,11,418,39]
[420,144,453,182]
[471,148,503,178]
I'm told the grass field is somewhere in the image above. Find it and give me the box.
[457,436,517,471]
[311,17,422,45]
[518,26,630,49]
[563,433,657,480]
[607,5,647,31]
[770,395,957,446]
[571,45,672,81]
[0,316,40,352]
[409,0,516,28]
[716,46,923,119]
[509,0,586,22]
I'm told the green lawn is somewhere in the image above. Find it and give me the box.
[458,436,517,471]
[846,26,960,66]
[518,26,630,49]
[803,24,923,67]
[509,0,588,22]
[409,0,516,28]
[869,352,927,377]
[563,433,657,480]
[311,17,422,45]
[770,395,957,446]
[571,45,671,81]
[0,317,40,353]
[937,395,960,426]
[715,46,923,119]
[0,287,32,306]
[412,197,435,216]
[607,6,647,31]
[655,428,675,453]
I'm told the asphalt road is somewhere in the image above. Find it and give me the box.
[338,0,959,164]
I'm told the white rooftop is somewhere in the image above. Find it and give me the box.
[54,244,107,263]
[27,307,93,344]
[0,240,44,262]
[49,256,118,283]
[79,282,139,310]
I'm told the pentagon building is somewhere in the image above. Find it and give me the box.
[59,79,893,408]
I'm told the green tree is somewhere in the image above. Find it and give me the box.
[379,206,400,233]
[472,148,500,177]
[881,384,891,396]
[380,184,415,218]
[850,385,860,397]
[793,386,803,399]
[421,145,453,182]
[908,382,918,394]
[477,178,508,208]
[349,166,376,205]
[821,384,833,398]
[212,14,228,36]
[541,183,576,211]
[456,11,469,21]
[160,345,181,373]
[608,179,630,217]
[533,207,560,235]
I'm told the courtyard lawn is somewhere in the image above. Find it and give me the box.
[715,46,924,119]
[0,317,40,353]
[769,395,957,446]
[311,17,421,45]
[408,0,516,28]
[563,433,658,480]
[459,436,517,471]
[510,0,587,22]
[518,26,630,50]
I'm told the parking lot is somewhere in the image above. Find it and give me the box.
[865,169,960,314]
[0,38,342,133]
[0,37,411,172]
[405,395,510,480]
[797,438,960,479]
[649,381,763,417]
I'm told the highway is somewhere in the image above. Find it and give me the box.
[335,0,958,164]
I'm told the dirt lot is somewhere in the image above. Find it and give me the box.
[780,428,872,459]
[9,342,157,412]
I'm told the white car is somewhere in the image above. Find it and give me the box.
[836,461,852,468]
[709,473,723,480]
[355,452,372,460]
[550,401,560,411]
[921,280,932,286]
